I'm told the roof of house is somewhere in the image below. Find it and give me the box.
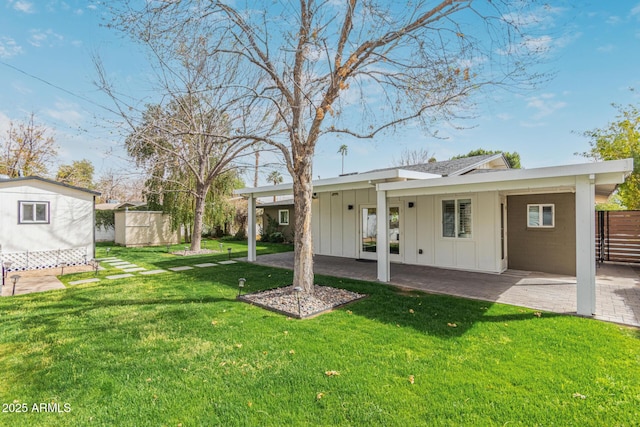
[367,153,508,176]
[0,175,101,196]
[237,153,508,198]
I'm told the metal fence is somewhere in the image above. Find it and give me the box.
[596,210,640,264]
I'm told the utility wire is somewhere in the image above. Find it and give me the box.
[0,59,119,115]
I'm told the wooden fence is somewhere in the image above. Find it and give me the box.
[597,210,640,263]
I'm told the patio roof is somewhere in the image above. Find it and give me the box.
[378,158,634,199]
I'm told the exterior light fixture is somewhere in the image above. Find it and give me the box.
[227,247,232,260]
[219,242,224,251]
[60,262,68,276]
[91,259,100,276]
[11,274,20,296]
[184,246,189,255]
[106,247,111,256]
[293,286,303,317]
[238,278,246,297]
[2,261,12,286]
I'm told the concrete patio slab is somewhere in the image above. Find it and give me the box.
[1,275,65,296]
[244,252,640,327]
[218,260,237,265]
[194,263,218,268]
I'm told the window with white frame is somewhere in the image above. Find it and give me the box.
[442,198,472,238]
[19,201,50,224]
[278,209,290,225]
[527,204,554,228]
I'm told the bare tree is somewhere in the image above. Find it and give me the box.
[392,148,436,167]
[96,12,265,251]
[107,1,548,293]
[0,113,58,178]
[95,169,145,203]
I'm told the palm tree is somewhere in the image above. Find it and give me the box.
[338,144,348,175]
[267,170,283,202]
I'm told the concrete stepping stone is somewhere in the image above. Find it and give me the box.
[105,274,135,280]
[97,257,119,261]
[116,264,138,269]
[122,267,146,273]
[168,266,194,271]
[194,263,218,268]
[140,269,169,275]
[218,260,237,265]
[68,278,101,285]
[107,261,131,266]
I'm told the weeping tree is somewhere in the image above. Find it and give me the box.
[123,96,246,250]
[106,0,548,293]
[96,14,263,252]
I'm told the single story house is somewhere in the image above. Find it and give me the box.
[237,155,634,317]
[0,175,100,270]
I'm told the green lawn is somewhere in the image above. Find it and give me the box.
[1,241,639,426]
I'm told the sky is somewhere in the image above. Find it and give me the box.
[1,1,640,186]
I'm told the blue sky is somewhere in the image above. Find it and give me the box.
[1,1,639,185]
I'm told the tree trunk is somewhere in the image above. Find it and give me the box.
[292,156,314,294]
[254,150,259,187]
[191,181,209,251]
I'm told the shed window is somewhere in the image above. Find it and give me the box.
[19,201,50,224]
[528,204,554,228]
[278,209,290,225]
[442,199,472,238]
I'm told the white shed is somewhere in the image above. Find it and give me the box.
[0,176,100,271]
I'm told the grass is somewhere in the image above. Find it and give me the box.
[1,241,639,426]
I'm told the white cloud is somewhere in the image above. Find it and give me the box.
[12,0,34,13]
[44,101,84,127]
[597,44,616,53]
[0,111,11,134]
[0,37,23,58]
[632,3,640,17]
[28,29,64,48]
[606,15,622,25]
[526,93,567,120]
[497,113,513,121]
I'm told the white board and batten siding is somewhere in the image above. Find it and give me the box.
[0,179,96,259]
[311,188,505,273]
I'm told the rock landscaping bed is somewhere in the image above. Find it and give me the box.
[238,284,366,319]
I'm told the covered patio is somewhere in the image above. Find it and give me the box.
[247,252,640,327]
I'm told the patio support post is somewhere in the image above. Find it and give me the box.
[247,194,257,262]
[377,188,390,282]
[575,174,596,316]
